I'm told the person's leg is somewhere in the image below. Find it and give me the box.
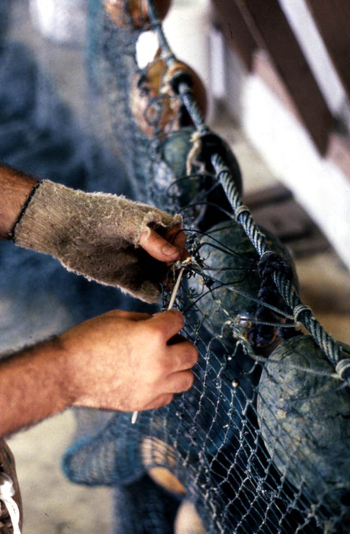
[113,474,181,534]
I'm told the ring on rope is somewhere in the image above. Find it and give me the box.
[235,205,250,221]
[335,358,350,381]
[258,251,295,282]
[169,71,194,95]
[260,250,273,258]
[293,304,312,324]
[162,52,176,64]
[215,164,231,178]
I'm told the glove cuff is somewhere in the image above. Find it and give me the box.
[13,180,83,257]
[10,181,42,241]
[13,180,182,255]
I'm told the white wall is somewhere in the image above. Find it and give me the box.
[223,44,350,269]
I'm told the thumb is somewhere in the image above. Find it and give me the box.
[139,228,181,262]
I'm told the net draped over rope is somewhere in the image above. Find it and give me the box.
[59,1,350,532]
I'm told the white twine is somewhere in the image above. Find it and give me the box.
[131,263,188,424]
[0,473,21,534]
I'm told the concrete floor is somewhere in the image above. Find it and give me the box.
[8,412,113,534]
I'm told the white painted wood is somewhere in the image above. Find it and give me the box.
[279,0,347,116]
[222,43,350,269]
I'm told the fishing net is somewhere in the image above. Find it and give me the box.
[1,1,349,533]
[62,1,350,533]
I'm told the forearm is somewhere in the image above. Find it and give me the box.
[0,163,38,240]
[0,309,197,436]
[0,338,73,437]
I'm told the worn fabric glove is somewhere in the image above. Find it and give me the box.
[13,180,182,303]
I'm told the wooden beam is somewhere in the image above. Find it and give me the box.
[233,0,334,154]
[328,132,350,182]
[211,0,257,70]
[305,0,350,102]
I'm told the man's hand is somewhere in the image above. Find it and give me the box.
[0,309,197,436]
[10,178,185,303]
[0,165,187,301]
[61,309,197,412]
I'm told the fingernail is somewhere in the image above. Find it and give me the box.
[162,243,178,256]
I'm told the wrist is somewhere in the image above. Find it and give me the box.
[40,336,81,408]
[0,337,74,436]
[0,164,38,240]
[13,180,75,256]
[55,328,91,407]
[23,336,77,410]
[10,181,41,240]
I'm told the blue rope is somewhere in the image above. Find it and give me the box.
[145,0,349,384]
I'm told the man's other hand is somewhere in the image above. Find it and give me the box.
[60,309,198,412]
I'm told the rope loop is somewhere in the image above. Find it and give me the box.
[235,205,250,221]
[258,251,294,283]
[215,164,231,181]
[169,71,194,95]
[293,304,312,323]
[335,358,350,382]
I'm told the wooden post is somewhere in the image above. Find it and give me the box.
[305,0,350,102]
[213,0,334,154]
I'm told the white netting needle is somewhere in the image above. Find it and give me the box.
[131,265,186,425]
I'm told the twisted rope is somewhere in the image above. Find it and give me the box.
[212,154,345,375]
[145,0,349,383]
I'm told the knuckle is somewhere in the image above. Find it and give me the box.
[163,393,174,406]
[176,343,198,366]
[190,345,199,364]
[154,394,173,409]
[150,324,166,345]
[179,371,194,392]
[150,353,171,377]
[105,309,124,318]
[168,309,184,329]
[157,358,171,376]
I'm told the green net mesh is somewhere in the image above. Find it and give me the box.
[61,2,350,533]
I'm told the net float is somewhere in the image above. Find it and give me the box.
[257,335,350,511]
[188,221,297,350]
[141,436,186,495]
[104,0,171,29]
[149,126,242,228]
[174,500,205,534]
[130,56,207,138]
